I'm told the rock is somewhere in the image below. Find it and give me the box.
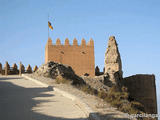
[35,61,85,85]
[104,36,123,84]
[82,74,113,92]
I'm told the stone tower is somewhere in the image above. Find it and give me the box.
[105,36,123,82]
[45,37,95,76]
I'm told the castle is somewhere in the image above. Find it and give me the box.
[45,37,95,76]
[45,36,157,114]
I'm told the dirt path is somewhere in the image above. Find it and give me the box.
[0,75,88,120]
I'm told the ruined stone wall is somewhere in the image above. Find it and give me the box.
[45,38,95,76]
[0,62,38,75]
[104,36,123,84]
[123,74,157,114]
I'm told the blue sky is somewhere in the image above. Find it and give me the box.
[0,0,160,113]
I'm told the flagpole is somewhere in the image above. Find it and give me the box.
[48,14,49,38]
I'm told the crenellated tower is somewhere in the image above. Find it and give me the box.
[45,38,95,76]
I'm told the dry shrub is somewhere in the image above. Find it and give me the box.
[131,101,145,112]
[101,85,145,116]
[80,85,97,95]
[97,90,107,99]
[55,75,70,84]
[55,76,147,118]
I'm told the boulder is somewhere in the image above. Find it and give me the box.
[82,74,113,92]
[35,61,85,85]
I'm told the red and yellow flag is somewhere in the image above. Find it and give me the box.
[48,21,53,30]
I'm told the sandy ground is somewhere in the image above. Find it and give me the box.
[26,74,131,120]
[0,75,88,120]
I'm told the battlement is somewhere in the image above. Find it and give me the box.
[45,37,95,76]
[46,38,94,46]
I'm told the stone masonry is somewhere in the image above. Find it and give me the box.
[123,74,157,114]
[0,63,2,74]
[5,62,9,75]
[104,36,157,114]
[26,64,32,73]
[104,36,123,83]
[33,65,38,72]
[0,62,37,75]
[19,62,25,75]
[12,63,18,74]
[45,38,95,76]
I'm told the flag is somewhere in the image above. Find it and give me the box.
[48,21,53,30]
